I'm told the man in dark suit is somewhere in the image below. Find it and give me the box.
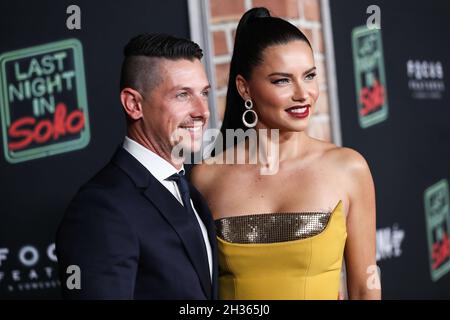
[56,34,217,299]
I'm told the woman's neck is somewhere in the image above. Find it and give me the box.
[252,124,310,163]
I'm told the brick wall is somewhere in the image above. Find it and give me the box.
[208,0,332,142]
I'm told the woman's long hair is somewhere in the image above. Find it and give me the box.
[220,7,312,142]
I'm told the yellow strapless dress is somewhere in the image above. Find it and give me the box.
[216,200,347,300]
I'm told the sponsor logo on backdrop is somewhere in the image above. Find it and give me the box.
[424,179,450,282]
[352,26,389,129]
[0,244,60,293]
[407,60,445,100]
[0,39,90,163]
[376,224,405,261]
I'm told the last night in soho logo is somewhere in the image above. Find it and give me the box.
[0,39,90,164]
[407,60,445,99]
[0,244,60,293]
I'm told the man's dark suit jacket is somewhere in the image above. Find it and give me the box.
[56,147,218,299]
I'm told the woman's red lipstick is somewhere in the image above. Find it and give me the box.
[285,105,310,119]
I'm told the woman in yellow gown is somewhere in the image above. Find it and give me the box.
[191,7,380,300]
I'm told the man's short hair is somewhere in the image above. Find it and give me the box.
[119,33,203,95]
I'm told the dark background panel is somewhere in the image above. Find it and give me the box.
[0,0,190,299]
[330,0,450,298]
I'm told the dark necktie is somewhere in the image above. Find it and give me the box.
[166,172,209,256]
[167,172,195,213]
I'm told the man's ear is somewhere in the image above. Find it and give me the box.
[120,88,144,120]
[235,75,251,101]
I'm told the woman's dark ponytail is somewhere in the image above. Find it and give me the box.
[220,7,312,143]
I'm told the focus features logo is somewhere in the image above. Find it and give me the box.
[407,60,445,100]
[0,244,60,292]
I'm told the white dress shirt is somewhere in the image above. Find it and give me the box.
[122,136,212,281]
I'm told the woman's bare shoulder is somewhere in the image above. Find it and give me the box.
[307,138,370,174]
[321,143,372,177]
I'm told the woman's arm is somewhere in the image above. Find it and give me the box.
[342,149,381,300]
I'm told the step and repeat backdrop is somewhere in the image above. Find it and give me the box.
[0,0,190,298]
[330,0,450,298]
[1,0,450,299]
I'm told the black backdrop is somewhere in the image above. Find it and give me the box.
[330,0,450,298]
[2,0,450,300]
[0,0,190,299]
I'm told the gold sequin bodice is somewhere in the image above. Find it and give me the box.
[215,200,347,300]
[216,212,331,243]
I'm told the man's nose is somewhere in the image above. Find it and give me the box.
[191,95,210,120]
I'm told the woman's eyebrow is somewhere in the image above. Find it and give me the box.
[268,67,317,78]
[303,66,317,75]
